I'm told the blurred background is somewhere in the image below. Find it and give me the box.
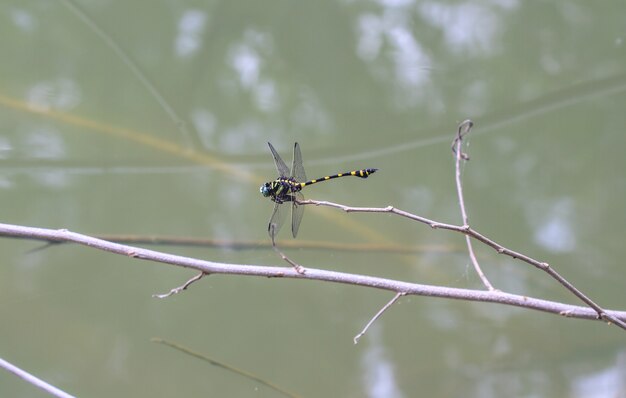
[1,1,625,396]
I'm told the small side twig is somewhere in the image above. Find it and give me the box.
[153,272,207,298]
[354,292,405,344]
[452,120,495,291]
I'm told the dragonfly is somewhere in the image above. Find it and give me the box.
[260,142,378,241]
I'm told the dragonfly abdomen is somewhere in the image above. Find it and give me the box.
[300,168,378,188]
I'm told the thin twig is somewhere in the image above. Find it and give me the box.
[0,223,624,327]
[153,272,206,298]
[354,292,405,344]
[271,224,306,274]
[61,0,194,148]
[152,338,301,398]
[451,120,471,160]
[272,243,306,274]
[0,356,76,398]
[452,120,495,291]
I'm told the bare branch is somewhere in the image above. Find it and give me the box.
[0,356,76,398]
[1,222,624,327]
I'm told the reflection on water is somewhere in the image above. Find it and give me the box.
[571,350,626,397]
[23,128,66,159]
[418,2,502,55]
[532,198,576,253]
[175,10,207,58]
[27,78,82,112]
[10,7,38,33]
[360,326,405,398]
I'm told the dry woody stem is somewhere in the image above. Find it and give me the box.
[0,121,624,349]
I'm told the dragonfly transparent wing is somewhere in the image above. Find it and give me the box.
[268,142,291,178]
[291,191,305,238]
[291,142,307,183]
[267,201,288,242]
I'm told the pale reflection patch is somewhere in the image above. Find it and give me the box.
[228,30,279,112]
[27,78,82,111]
[24,129,66,159]
[571,350,626,397]
[291,88,333,134]
[0,177,13,189]
[375,0,415,7]
[221,120,265,153]
[0,136,12,159]
[191,108,217,149]
[231,43,260,88]
[532,198,576,253]
[31,169,70,189]
[10,8,37,32]
[360,326,405,398]
[175,9,207,58]
[356,14,383,61]
[22,130,69,188]
[229,30,270,88]
[418,2,506,55]
[355,5,432,106]
[387,26,430,88]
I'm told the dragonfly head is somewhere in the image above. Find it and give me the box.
[260,182,272,197]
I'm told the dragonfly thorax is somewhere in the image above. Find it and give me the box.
[260,178,301,203]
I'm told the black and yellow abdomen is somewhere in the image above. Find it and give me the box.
[299,168,378,188]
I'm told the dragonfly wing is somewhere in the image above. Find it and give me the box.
[291,142,307,183]
[268,201,287,241]
[268,142,291,178]
[291,191,305,238]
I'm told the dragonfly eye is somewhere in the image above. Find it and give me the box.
[260,183,271,197]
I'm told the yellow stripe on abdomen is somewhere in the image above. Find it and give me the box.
[300,169,377,187]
